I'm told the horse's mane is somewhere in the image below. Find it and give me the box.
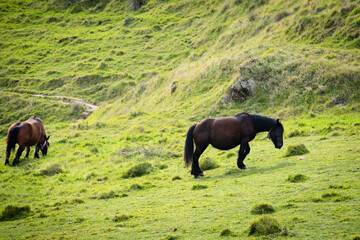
[248,113,276,132]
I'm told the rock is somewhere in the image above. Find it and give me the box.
[223,77,256,104]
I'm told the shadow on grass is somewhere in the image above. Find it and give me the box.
[203,161,296,180]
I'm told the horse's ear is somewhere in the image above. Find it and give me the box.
[47,135,50,140]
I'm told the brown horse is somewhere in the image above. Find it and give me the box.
[184,112,284,178]
[5,116,50,166]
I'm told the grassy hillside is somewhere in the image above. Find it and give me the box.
[0,0,360,239]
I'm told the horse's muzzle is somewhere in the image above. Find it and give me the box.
[276,144,283,149]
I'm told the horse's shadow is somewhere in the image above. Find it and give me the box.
[202,161,296,181]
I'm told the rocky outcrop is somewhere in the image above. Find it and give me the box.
[223,77,256,104]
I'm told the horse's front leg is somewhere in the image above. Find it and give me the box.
[25,146,30,158]
[237,143,250,169]
[12,146,25,166]
[34,144,40,159]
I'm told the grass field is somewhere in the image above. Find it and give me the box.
[0,112,359,239]
[1,0,360,239]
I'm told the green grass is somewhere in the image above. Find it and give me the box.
[0,113,359,239]
[0,0,359,239]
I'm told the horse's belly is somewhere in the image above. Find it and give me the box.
[210,139,239,150]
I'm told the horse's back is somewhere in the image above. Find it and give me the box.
[10,116,45,147]
[26,116,45,142]
[193,113,256,150]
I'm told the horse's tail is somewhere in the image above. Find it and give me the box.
[184,124,197,168]
[7,126,20,152]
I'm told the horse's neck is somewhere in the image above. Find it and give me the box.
[249,114,276,133]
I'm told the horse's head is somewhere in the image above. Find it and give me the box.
[41,135,50,156]
[267,119,284,149]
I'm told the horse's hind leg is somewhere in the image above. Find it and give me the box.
[192,144,208,178]
[237,143,250,169]
[12,146,24,166]
[5,148,10,165]
[25,146,30,158]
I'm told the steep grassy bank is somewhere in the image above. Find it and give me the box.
[1,0,359,121]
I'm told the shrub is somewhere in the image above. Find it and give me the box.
[129,184,143,191]
[172,175,182,181]
[97,191,119,199]
[40,163,63,176]
[200,158,219,171]
[251,203,275,215]
[284,144,309,157]
[287,173,308,183]
[122,163,152,178]
[248,216,281,236]
[220,228,232,236]
[0,205,31,221]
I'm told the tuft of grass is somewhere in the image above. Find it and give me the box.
[200,158,219,171]
[75,217,85,223]
[164,235,178,240]
[284,144,309,157]
[192,184,208,190]
[97,191,119,199]
[352,235,360,240]
[172,175,182,181]
[40,163,63,176]
[251,203,275,215]
[122,162,152,178]
[113,214,133,222]
[220,228,232,236]
[248,215,282,236]
[71,198,85,204]
[129,184,143,191]
[0,205,31,221]
[287,173,308,183]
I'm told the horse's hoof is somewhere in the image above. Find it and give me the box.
[199,172,204,176]
[194,174,203,179]
[240,165,248,169]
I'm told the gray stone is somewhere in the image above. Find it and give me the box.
[223,77,256,104]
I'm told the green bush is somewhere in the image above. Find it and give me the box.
[97,191,119,199]
[251,203,275,215]
[284,144,309,157]
[287,173,308,183]
[200,158,219,171]
[122,162,152,178]
[40,163,63,176]
[248,216,281,236]
[220,228,232,236]
[0,205,31,221]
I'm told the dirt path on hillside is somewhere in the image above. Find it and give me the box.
[33,94,99,120]
[1,91,99,120]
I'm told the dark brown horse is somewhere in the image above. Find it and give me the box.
[5,116,50,166]
[184,112,284,178]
